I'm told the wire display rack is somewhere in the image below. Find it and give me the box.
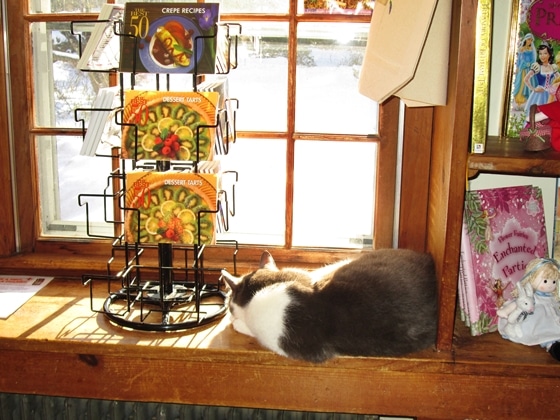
[73,16,242,331]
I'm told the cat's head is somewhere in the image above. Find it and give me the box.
[221,251,278,288]
[221,251,279,306]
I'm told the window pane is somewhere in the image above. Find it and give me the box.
[224,21,289,132]
[296,22,377,135]
[300,0,373,15]
[216,139,286,245]
[30,0,109,14]
[31,0,289,14]
[292,140,376,248]
[26,7,384,248]
[213,0,289,14]
[36,135,115,238]
[32,22,108,128]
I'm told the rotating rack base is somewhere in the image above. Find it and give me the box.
[83,241,237,332]
[101,278,228,332]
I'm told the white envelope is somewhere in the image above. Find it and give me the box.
[359,0,452,107]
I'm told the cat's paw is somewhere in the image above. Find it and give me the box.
[232,318,254,337]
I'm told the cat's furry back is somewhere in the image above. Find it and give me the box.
[222,249,438,363]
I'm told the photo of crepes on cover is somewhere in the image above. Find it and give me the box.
[119,2,220,74]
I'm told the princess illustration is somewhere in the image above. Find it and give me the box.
[523,42,560,122]
[513,33,537,108]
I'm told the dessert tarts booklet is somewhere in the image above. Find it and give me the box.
[121,89,219,161]
[125,169,219,245]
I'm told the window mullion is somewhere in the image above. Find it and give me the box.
[7,0,37,253]
[284,4,299,249]
[0,0,17,256]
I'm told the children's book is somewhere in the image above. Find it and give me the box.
[119,2,220,74]
[555,179,560,261]
[459,219,477,329]
[470,0,492,153]
[503,0,560,138]
[77,3,124,71]
[124,169,219,245]
[459,185,549,336]
[121,90,219,161]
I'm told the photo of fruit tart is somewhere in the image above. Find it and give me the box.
[125,171,219,245]
[121,90,219,161]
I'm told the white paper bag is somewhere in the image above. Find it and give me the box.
[359,0,452,107]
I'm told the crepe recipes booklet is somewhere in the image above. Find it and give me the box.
[119,2,220,74]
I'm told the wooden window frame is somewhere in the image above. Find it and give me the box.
[0,0,404,275]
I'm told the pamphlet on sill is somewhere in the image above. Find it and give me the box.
[0,276,54,319]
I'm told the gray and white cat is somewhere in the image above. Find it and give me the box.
[221,248,438,363]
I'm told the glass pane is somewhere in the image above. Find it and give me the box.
[30,0,289,14]
[292,140,376,248]
[32,22,109,128]
[224,21,289,132]
[296,22,378,135]
[30,0,109,14]
[300,0,373,15]
[216,139,287,245]
[212,0,288,14]
[36,135,115,238]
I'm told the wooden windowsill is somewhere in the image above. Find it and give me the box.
[1,279,559,419]
[0,240,357,278]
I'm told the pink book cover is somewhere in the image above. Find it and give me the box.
[457,254,469,325]
[462,185,548,336]
[459,219,478,331]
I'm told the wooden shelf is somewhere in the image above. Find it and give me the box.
[468,136,560,178]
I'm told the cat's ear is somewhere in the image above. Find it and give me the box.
[221,270,241,289]
[260,250,277,270]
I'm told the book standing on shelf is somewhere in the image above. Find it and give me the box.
[503,0,560,138]
[459,185,548,336]
[119,2,220,74]
[77,3,124,71]
[458,219,477,329]
[555,179,560,261]
[470,0,492,154]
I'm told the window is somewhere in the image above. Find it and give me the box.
[1,0,399,266]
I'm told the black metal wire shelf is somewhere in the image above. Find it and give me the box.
[73,16,242,332]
